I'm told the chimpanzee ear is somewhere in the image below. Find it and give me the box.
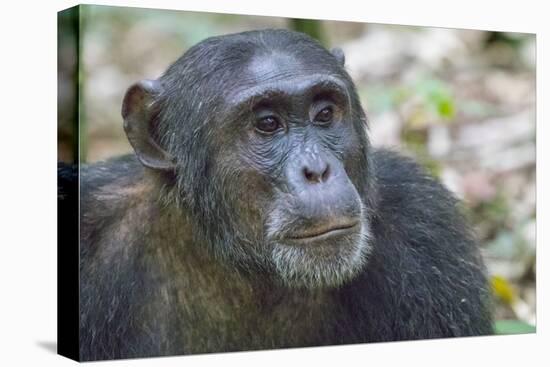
[122,79,175,171]
[330,47,346,66]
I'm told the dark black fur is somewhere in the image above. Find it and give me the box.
[76,29,493,361]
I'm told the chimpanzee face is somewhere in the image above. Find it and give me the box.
[205,51,373,288]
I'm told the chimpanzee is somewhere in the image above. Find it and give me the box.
[75,29,493,361]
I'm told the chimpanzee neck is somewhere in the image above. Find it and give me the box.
[143,200,344,353]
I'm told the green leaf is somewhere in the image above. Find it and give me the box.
[415,78,456,120]
[494,320,536,335]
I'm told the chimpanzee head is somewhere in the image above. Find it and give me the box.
[122,29,377,288]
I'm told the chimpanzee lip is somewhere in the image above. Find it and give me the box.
[286,220,360,242]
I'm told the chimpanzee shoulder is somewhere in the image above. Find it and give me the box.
[79,155,177,360]
[337,148,494,341]
[79,155,152,259]
[371,148,475,252]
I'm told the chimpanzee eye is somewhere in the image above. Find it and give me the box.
[314,107,334,124]
[255,116,282,134]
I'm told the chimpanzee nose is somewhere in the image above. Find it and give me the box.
[302,160,330,184]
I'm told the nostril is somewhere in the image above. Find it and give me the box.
[303,164,330,184]
[303,167,316,183]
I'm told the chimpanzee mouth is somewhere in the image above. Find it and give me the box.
[285,220,360,243]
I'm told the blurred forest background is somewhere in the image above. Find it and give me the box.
[58,5,536,333]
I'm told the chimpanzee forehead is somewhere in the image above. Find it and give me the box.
[245,51,335,84]
[222,51,346,107]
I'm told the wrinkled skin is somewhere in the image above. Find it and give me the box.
[202,59,373,288]
[70,29,493,361]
